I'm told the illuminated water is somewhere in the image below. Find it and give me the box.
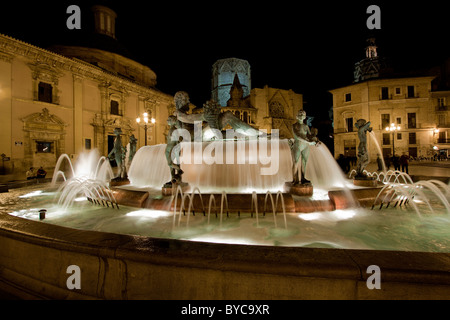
[4,183,450,253]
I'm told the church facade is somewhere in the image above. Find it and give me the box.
[211,58,303,139]
[0,5,172,175]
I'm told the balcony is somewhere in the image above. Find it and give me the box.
[334,128,348,134]
[436,106,449,112]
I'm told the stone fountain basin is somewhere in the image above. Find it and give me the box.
[111,186,387,213]
[1,208,450,300]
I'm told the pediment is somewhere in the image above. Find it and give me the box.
[22,108,66,126]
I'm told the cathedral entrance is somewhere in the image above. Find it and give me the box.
[22,108,66,172]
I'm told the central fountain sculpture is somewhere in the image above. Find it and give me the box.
[162,91,270,195]
[122,91,357,209]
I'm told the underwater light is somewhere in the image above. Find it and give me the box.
[19,190,43,198]
[298,213,322,221]
[125,210,172,218]
[332,210,357,220]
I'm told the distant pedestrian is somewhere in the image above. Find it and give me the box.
[384,156,391,170]
[376,154,383,171]
[37,166,47,179]
[400,153,409,175]
[392,155,400,172]
[26,167,36,180]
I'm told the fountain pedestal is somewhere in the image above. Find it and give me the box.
[162,182,190,196]
[284,182,313,197]
[110,178,130,187]
[353,176,377,188]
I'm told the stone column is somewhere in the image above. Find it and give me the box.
[73,74,83,154]
[0,53,13,167]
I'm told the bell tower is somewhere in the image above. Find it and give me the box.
[354,38,391,83]
[92,5,117,39]
[211,58,251,107]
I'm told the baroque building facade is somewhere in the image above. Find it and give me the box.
[330,39,450,161]
[0,5,172,175]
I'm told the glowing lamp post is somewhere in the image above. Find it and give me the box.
[136,112,155,146]
[386,123,401,156]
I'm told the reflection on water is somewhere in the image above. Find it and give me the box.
[4,183,450,253]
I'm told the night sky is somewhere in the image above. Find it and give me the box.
[1,1,450,121]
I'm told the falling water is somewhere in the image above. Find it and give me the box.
[305,143,350,190]
[51,154,75,186]
[128,140,293,193]
[52,150,115,208]
[127,145,171,188]
[369,131,386,172]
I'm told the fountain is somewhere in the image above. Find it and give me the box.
[1,93,450,300]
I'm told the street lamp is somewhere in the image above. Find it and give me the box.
[136,112,155,146]
[386,123,401,156]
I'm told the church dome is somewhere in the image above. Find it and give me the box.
[48,4,157,87]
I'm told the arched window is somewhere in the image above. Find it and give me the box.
[38,82,53,103]
[269,101,284,118]
[110,100,120,115]
[243,111,248,123]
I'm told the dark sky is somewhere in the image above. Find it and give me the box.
[1,1,450,120]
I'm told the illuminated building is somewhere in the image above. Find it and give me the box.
[0,5,172,174]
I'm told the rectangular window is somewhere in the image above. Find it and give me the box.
[438,98,446,107]
[409,132,417,145]
[85,139,92,150]
[408,113,417,129]
[36,141,52,153]
[38,82,53,103]
[381,87,389,100]
[407,86,415,98]
[396,117,402,125]
[344,140,356,157]
[381,114,390,130]
[395,87,401,95]
[110,100,120,115]
[346,118,354,132]
[345,93,352,102]
[438,115,446,126]
[383,133,391,146]
[397,133,402,140]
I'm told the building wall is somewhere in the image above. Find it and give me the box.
[250,86,303,138]
[330,76,449,161]
[0,34,172,174]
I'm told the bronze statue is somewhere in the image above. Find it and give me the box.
[108,127,125,180]
[164,115,184,187]
[128,134,137,163]
[291,110,318,185]
[175,91,262,138]
[355,119,373,178]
